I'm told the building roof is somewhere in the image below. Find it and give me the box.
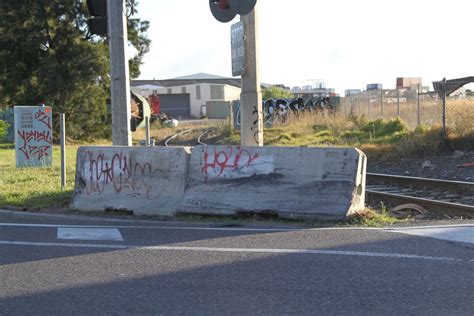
[131,73,287,90]
[132,73,242,89]
[170,73,230,80]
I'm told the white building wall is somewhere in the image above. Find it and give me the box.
[137,83,241,118]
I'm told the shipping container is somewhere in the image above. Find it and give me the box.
[344,89,361,97]
[366,83,382,90]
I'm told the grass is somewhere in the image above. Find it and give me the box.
[0,144,78,209]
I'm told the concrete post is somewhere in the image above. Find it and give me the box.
[240,8,263,146]
[108,0,132,146]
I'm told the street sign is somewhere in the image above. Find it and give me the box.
[231,21,245,77]
[14,106,53,168]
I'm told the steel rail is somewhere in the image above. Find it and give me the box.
[197,129,215,146]
[366,173,474,215]
[164,129,193,147]
[366,190,474,214]
[367,173,474,194]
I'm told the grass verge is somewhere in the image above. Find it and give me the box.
[0,144,78,209]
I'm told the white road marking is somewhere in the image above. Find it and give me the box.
[57,228,124,241]
[0,240,471,263]
[388,226,474,244]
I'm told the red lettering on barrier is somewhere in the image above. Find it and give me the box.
[202,146,259,178]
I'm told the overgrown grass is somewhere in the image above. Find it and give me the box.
[346,206,399,227]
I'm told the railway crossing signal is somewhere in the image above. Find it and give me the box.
[86,0,108,36]
[209,0,257,22]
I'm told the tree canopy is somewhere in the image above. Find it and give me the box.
[262,86,294,100]
[0,0,150,139]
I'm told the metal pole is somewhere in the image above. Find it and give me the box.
[240,7,263,146]
[145,116,150,146]
[108,0,132,146]
[417,83,421,126]
[367,90,371,117]
[350,96,354,116]
[60,113,66,190]
[396,88,400,117]
[441,77,447,140]
[380,89,384,117]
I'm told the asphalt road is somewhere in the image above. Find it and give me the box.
[1,212,473,315]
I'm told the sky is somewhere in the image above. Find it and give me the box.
[134,0,474,95]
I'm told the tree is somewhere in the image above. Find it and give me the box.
[0,0,150,139]
[262,86,294,100]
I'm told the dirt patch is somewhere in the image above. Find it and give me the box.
[368,150,474,182]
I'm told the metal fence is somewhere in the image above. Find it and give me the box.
[0,108,14,142]
[340,89,474,134]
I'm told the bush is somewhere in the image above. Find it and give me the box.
[0,120,9,142]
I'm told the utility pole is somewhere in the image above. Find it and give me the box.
[108,0,132,146]
[240,8,263,146]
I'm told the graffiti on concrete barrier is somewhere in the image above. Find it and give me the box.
[82,150,166,200]
[201,146,274,180]
[14,106,53,167]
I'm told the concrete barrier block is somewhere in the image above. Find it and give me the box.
[179,145,366,220]
[70,146,190,216]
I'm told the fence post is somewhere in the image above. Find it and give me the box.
[357,94,361,115]
[441,77,447,142]
[350,96,354,116]
[417,83,421,126]
[396,88,400,116]
[380,89,384,117]
[60,113,66,190]
[367,90,371,117]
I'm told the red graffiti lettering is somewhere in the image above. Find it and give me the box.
[202,146,259,177]
[17,130,52,160]
[34,109,51,129]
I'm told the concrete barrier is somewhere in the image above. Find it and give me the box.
[178,145,366,220]
[71,145,366,220]
[70,146,190,216]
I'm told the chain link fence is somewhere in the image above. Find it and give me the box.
[340,89,474,134]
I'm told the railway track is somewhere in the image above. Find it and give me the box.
[366,173,474,217]
[164,128,214,147]
[163,133,474,217]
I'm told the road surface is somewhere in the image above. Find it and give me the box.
[1,211,473,315]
